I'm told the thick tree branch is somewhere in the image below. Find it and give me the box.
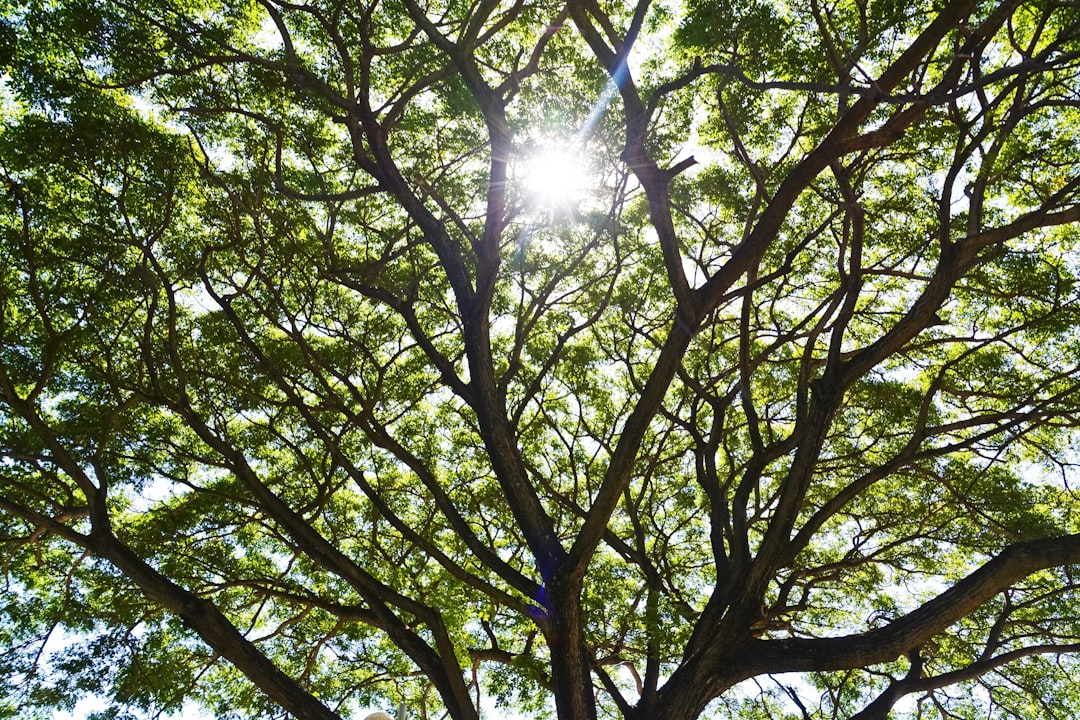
[755,534,1080,673]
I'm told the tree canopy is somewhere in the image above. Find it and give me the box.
[2,0,1080,718]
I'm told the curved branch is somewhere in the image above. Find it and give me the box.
[0,478,344,720]
[755,534,1080,674]
[850,642,1080,720]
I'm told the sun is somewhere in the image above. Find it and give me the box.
[521,143,589,214]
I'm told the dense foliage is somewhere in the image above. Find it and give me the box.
[3,0,1080,718]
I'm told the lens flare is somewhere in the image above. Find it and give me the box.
[523,145,588,212]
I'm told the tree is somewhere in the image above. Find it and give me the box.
[2,0,1080,717]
